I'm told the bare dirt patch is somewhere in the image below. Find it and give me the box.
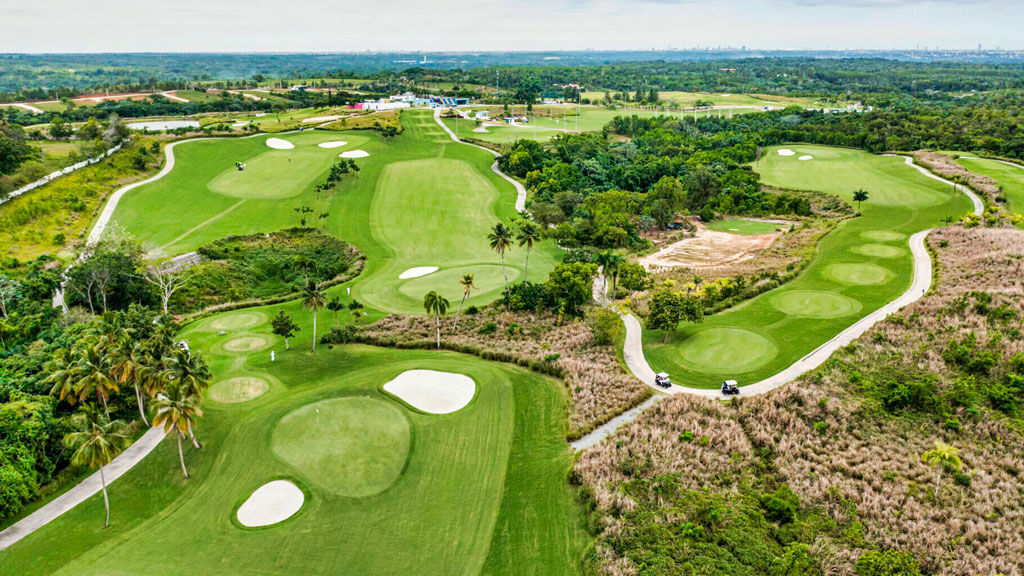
[640,222,788,271]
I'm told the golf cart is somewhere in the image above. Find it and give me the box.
[654,372,672,389]
[721,380,740,396]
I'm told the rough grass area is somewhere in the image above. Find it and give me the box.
[320,109,401,132]
[577,226,1024,575]
[360,308,651,440]
[955,155,1024,224]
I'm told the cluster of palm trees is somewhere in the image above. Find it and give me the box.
[488,220,541,295]
[45,313,211,527]
[594,250,625,300]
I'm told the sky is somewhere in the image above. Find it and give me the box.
[2,0,1021,52]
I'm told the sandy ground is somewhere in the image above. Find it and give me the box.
[236,480,304,527]
[266,137,295,150]
[383,370,476,414]
[339,150,369,158]
[318,141,348,149]
[799,155,814,161]
[777,149,796,156]
[1,102,45,114]
[640,224,784,270]
[398,266,438,279]
[159,91,189,103]
[302,115,342,124]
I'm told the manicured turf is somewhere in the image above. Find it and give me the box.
[209,376,271,403]
[110,109,559,313]
[955,156,1024,222]
[706,219,787,235]
[643,144,972,387]
[0,304,586,575]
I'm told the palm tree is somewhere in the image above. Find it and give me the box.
[152,382,203,479]
[516,222,541,284]
[301,279,326,352]
[606,252,625,298]
[488,223,514,296]
[423,291,450,349]
[110,334,152,426]
[922,441,963,501]
[595,250,614,294]
[161,347,211,448]
[452,273,476,333]
[326,297,344,326]
[72,337,120,417]
[64,406,130,528]
[44,348,79,406]
[853,189,869,211]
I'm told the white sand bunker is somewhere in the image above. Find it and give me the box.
[339,150,370,158]
[317,141,348,149]
[265,137,295,150]
[384,370,476,414]
[398,266,438,279]
[236,480,304,527]
[777,149,796,156]
[799,155,814,161]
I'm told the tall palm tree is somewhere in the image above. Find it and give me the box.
[110,334,151,426]
[64,406,130,528]
[516,222,541,284]
[161,347,211,448]
[488,223,514,296]
[301,279,326,353]
[44,348,79,406]
[423,291,450,349]
[606,252,625,298]
[452,273,476,333]
[922,441,963,501]
[152,382,203,479]
[72,337,119,417]
[595,250,614,293]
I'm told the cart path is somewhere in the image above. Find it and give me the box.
[0,426,167,550]
[888,154,985,215]
[432,108,527,212]
[572,156,984,450]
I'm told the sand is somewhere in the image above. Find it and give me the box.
[266,138,295,150]
[317,141,348,149]
[236,480,304,527]
[640,224,783,270]
[398,266,438,279]
[302,115,343,124]
[339,150,370,158]
[383,370,476,414]
[777,149,796,156]
[799,155,814,161]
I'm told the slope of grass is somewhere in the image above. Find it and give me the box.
[642,145,972,388]
[955,156,1024,221]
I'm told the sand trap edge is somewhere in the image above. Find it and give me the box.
[236,480,304,528]
[398,266,439,279]
[266,137,295,150]
[339,150,370,158]
[777,149,796,156]
[318,141,347,149]
[383,370,476,414]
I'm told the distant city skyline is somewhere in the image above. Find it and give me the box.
[2,0,1021,53]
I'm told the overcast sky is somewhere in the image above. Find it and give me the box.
[2,0,1020,52]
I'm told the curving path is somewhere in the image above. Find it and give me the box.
[888,154,985,215]
[572,155,985,450]
[432,108,527,212]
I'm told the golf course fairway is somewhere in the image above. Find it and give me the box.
[642,144,973,388]
[108,109,559,314]
[955,155,1024,223]
[0,305,586,575]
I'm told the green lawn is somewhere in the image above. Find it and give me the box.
[706,219,789,235]
[642,144,972,388]
[0,302,586,575]
[582,91,815,108]
[109,109,559,313]
[955,156,1024,221]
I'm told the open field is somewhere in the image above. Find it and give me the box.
[642,145,972,388]
[0,300,586,575]
[955,156,1024,220]
[109,109,558,313]
[705,219,790,235]
[582,90,816,108]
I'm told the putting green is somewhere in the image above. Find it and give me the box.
[861,230,906,242]
[271,397,411,498]
[222,335,272,353]
[771,290,861,319]
[852,244,905,259]
[823,263,892,285]
[675,328,777,374]
[210,376,270,403]
[209,311,267,331]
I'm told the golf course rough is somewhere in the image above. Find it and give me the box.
[271,397,412,497]
[236,480,304,527]
[383,370,476,414]
[643,144,973,388]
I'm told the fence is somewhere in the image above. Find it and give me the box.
[0,141,124,206]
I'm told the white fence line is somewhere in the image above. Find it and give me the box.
[0,142,124,206]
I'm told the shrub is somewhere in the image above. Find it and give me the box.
[479,322,497,334]
[854,549,921,576]
[589,308,621,346]
[761,484,800,524]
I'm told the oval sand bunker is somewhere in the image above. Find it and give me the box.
[339,150,370,158]
[318,141,347,149]
[265,137,295,150]
[798,155,814,161]
[399,266,438,279]
[236,480,303,527]
[384,370,476,414]
[777,149,796,156]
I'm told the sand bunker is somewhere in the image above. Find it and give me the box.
[398,266,438,279]
[302,115,342,124]
[383,370,476,414]
[236,480,304,527]
[210,377,269,403]
[265,138,295,150]
[777,149,796,156]
[799,155,814,161]
[641,225,783,270]
[339,150,370,158]
[317,141,348,149]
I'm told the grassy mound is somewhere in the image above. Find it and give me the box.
[823,262,892,285]
[208,311,267,330]
[852,243,905,258]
